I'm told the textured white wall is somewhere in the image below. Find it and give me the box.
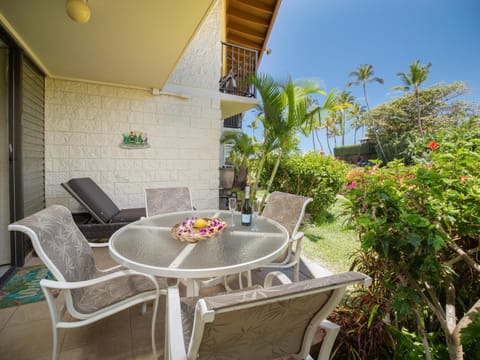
[45,0,222,211]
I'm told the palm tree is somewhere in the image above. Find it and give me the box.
[248,118,259,140]
[349,102,366,144]
[347,64,387,161]
[260,77,322,207]
[336,90,355,146]
[300,89,337,151]
[323,112,338,154]
[394,60,432,135]
[246,73,283,199]
[247,74,322,207]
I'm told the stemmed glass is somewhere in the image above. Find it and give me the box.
[228,197,237,229]
[251,199,260,231]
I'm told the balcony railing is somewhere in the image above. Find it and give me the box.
[219,42,257,98]
[223,114,242,129]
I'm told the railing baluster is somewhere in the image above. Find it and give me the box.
[219,42,257,98]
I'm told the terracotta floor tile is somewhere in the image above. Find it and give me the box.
[0,307,16,330]
[0,318,59,360]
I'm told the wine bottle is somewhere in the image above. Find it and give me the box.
[241,186,252,226]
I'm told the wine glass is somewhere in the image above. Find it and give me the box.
[251,199,260,231]
[228,197,237,228]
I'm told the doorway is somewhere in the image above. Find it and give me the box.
[0,40,10,279]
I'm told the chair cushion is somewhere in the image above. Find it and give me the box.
[74,271,167,314]
[110,208,146,223]
[67,178,120,223]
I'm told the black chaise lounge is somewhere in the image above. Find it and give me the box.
[62,177,145,239]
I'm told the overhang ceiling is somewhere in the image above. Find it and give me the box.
[224,0,281,63]
[0,0,216,89]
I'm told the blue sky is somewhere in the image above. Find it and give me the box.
[244,0,480,152]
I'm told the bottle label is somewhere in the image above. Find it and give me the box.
[242,213,252,225]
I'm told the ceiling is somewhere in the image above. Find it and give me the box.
[0,0,216,89]
[224,0,281,63]
[0,0,281,119]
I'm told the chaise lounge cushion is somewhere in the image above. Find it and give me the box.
[66,178,119,222]
[110,208,146,223]
[64,177,145,223]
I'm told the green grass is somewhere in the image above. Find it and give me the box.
[301,198,360,273]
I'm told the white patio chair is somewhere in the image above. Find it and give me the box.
[260,191,313,282]
[8,205,166,360]
[145,186,194,217]
[165,271,371,360]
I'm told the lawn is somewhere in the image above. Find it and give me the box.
[301,198,360,273]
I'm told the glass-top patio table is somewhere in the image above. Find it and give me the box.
[108,210,289,296]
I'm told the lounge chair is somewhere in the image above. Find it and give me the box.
[165,271,371,360]
[62,177,145,239]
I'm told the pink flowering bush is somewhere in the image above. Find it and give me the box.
[340,120,480,359]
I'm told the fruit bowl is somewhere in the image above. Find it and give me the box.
[170,217,227,243]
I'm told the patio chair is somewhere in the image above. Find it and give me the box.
[165,271,371,360]
[62,177,146,239]
[260,191,313,282]
[8,205,166,360]
[145,187,194,217]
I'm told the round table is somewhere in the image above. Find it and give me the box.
[108,210,289,296]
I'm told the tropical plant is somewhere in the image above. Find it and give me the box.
[247,73,323,207]
[260,151,348,222]
[393,60,432,136]
[347,64,387,161]
[336,90,355,146]
[344,120,480,359]
[349,102,367,144]
[370,82,477,163]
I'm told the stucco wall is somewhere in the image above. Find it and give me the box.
[45,0,222,212]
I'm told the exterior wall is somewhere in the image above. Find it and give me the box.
[45,0,222,211]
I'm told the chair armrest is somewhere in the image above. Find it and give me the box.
[317,320,340,360]
[291,231,304,242]
[264,271,292,287]
[96,264,123,273]
[88,241,109,248]
[165,286,187,360]
[40,269,160,293]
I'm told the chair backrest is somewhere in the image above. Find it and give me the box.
[8,205,97,308]
[261,191,313,237]
[62,177,120,223]
[187,272,370,359]
[145,187,193,217]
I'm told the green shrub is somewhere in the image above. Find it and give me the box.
[260,152,348,222]
[342,120,480,359]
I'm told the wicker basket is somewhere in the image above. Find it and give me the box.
[170,217,227,243]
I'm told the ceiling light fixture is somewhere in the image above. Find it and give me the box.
[66,0,91,24]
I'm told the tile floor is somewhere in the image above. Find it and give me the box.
[0,247,327,360]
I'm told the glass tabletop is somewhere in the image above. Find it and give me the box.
[108,210,289,278]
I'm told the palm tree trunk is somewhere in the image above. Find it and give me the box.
[260,151,283,209]
[315,129,324,152]
[363,83,388,162]
[415,89,424,136]
[326,132,332,155]
[250,144,268,201]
